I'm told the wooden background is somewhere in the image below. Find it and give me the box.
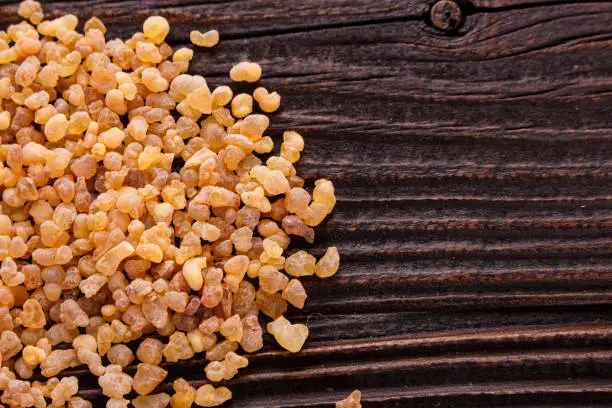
[2,0,612,406]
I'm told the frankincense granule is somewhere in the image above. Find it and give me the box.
[0,1,341,407]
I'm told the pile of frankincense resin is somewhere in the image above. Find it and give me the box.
[0,1,361,407]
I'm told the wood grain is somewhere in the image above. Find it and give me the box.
[1,0,612,406]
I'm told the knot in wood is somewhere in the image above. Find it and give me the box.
[430,0,463,32]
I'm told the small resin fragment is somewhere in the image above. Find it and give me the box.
[336,390,362,408]
[133,363,168,395]
[315,247,340,278]
[190,30,219,47]
[267,316,309,353]
[230,62,262,83]
[133,393,171,408]
[194,384,232,407]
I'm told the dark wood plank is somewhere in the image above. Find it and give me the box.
[0,0,427,34]
[1,0,611,406]
[471,0,597,8]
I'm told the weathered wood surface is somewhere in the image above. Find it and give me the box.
[2,0,612,406]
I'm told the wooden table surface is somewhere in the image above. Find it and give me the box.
[2,0,612,406]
